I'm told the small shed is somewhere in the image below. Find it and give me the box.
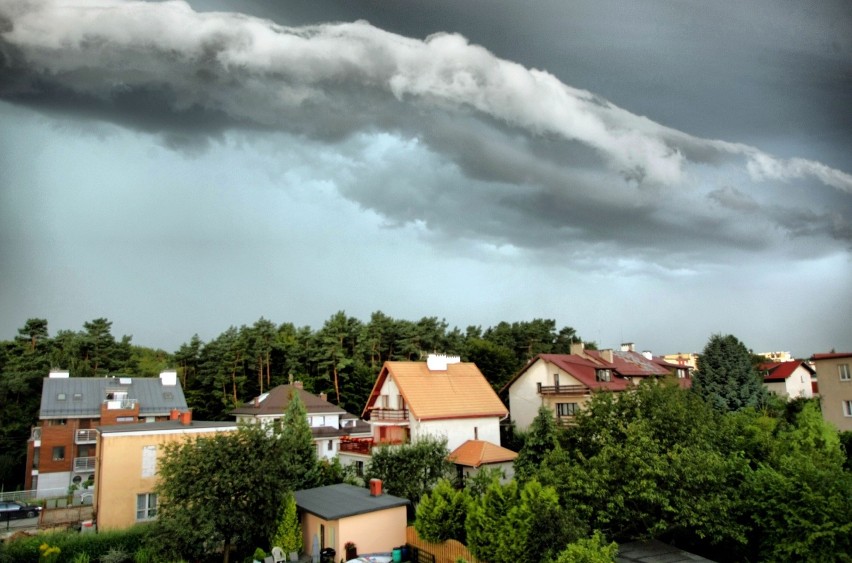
[294,481,409,560]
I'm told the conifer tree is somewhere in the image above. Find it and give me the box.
[692,334,768,412]
[271,492,302,554]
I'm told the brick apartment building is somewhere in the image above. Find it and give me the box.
[25,370,188,497]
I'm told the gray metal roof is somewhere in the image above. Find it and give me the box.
[40,376,188,418]
[294,483,409,521]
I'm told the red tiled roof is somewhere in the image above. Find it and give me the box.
[538,354,631,391]
[586,350,671,377]
[449,440,517,468]
[811,352,852,360]
[758,361,815,382]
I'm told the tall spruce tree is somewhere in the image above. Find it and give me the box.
[514,405,560,482]
[692,334,768,412]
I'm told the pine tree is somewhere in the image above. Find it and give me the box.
[514,405,560,482]
[692,334,768,412]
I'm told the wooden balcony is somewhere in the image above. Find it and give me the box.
[75,429,97,444]
[339,437,373,455]
[537,383,588,395]
[555,416,577,428]
[369,408,410,422]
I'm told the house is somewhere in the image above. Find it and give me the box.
[811,352,852,431]
[361,354,509,452]
[93,411,236,530]
[25,370,188,498]
[230,383,371,461]
[293,481,408,560]
[448,440,518,483]
[503,342,685,431]
[759,361,815,400]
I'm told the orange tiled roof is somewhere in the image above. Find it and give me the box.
[367,361,508,421]
[449,440,518,468]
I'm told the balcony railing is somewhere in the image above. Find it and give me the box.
[103,399,138,410]
[369,408,410,422]
[75,429,97,444]
[73,456,96,473]
[339,438,373,455]
[555,416,577,428]
[537,383,588,395]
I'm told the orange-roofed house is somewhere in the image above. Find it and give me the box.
[759,361,814,400]
[361,355,509,452]
[449,439,517,483]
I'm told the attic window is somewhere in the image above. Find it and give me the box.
[596,369,612,382]
[163,392,173,400]
[73,393,83,401]
[57,393,66,401]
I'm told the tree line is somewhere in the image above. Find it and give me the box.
[0,314,584,490]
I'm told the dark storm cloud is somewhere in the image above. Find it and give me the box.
[1,0,850,268]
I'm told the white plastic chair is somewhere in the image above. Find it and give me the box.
[271,547,286,563]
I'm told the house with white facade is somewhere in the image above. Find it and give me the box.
[503,342,686,431]
[759,361,815,400]
[361,355,509,453]
[230,383,371,461]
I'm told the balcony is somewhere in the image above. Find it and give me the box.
[103,398,138,410]
[369,408,410,422]
[75,429,97,444]
[537,383,588,395]
[339,437,373,455]
[73,456,96,473]
[555,416,577,428]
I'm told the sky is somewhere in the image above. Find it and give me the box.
[0,0,850,358]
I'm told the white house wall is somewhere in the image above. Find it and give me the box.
[377,378,403,409]
[766,366,813,400]
[508,359,586,431]
[411,417,501,452]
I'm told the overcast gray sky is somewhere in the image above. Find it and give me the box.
[1,0,850,358]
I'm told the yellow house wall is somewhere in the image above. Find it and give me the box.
[95,427,232,530]
[301,506,407,558]
[815,357,852,431]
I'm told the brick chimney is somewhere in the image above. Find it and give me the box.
[179,411,192,425]
[600,349,614,363]
[570,342,585,355]
[369,478,383,496]
[319,392,327,402]
[170,409,180,421]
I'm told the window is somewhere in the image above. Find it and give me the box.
[57,393,66,401]
[73,393,83,401]
[843,401,852,417]
[355,460,364,477]
[116,417,135,423]
[163,392,173,400]
[840,364,850,381]
[474,427,479,440]
[596,369,612,382]
[556,403,578,417]
[327,440,333,451]
[136,493,158,520]
[48,419,67,426]
[52,446,65,461]
[142,445,157,477]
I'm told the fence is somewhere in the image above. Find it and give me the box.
[406,526,481,563]
[0,488,65,502]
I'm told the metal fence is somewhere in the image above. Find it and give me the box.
[0,488,65,502]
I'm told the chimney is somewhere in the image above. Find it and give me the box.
[642,350,653,360]
[369,478,383,497]
[179,411,192,425]
[600,349,614,363]
[319,392,327,402]
[620,342,635,352]
[426,354,461,371]
[293,381,304,390]
[570,342,585,355]
[169,409,180,421]
[160,370,177,386]
[49,369,70,378]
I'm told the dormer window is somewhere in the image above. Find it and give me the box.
[57,393,66,401]
[73,393,83,401]
[596,369,612,382]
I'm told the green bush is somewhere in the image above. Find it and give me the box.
[0,525,151,563]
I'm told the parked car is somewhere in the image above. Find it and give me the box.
[0,500,42,520]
